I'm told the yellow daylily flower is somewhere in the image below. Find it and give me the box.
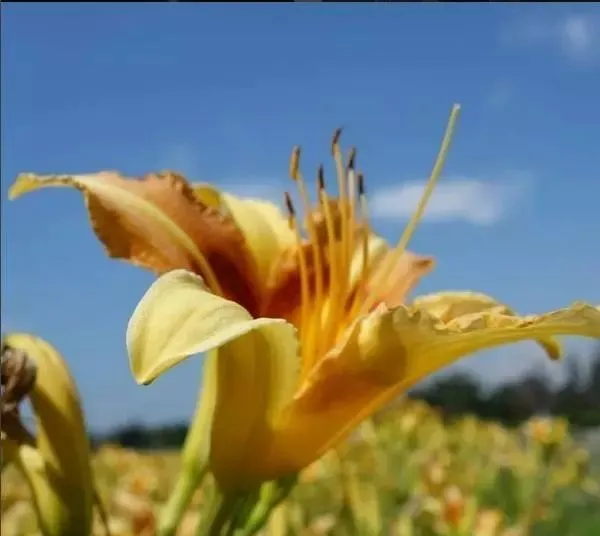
[9,105,600,492]
[122,105,598,490]
[1,334,94,536]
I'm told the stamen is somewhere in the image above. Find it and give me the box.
[358,174,370,296]
[347,173,371,320]
[346,147,358,275]
[284,191,309,336]
[331,128,349,270]
[357,173,365,197]
[289,148,325,374]
[360,104,461,314]
[317,164,346,352]
[331,127,343,155]
[289,148,323,305]
[289,145,301,181]
[317,164,326,191]
[347,146,357,172]
[284,190,296,228]
[330,128,353,337]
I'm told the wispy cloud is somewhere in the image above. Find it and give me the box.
[369,176,532,226]
[504,11,600,64]
[561,14,599,62]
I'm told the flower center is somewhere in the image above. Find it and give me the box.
[283,105,461,378]
[283,133,370,377]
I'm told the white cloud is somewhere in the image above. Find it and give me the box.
[505,11,600,64]
[369,176,531,226]
[561,14,597,61]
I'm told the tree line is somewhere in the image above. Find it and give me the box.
[409,346,600,428]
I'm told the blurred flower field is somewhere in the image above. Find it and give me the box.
[2,400,599,536]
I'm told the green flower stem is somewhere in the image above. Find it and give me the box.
[158,461,208,536]
[236,475,298,536]
[225,490,261,535]
[159,355,217,536]
[195,487,244,536]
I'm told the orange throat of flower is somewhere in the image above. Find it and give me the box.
[282,105,461,380]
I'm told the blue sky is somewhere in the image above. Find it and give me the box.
[2,4,599,432]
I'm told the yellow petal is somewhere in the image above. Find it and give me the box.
[250,305,417,475]
[268,302,600,471]
[9,172,261,311]
[193,184,296,283]
[2,333,94,536]
[373,301,600,396]
[192,182,223,208]
[126,269,299,489]
[413,291,563,359]
[223,195,296,279]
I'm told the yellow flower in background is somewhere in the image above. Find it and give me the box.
[1,334,95,536]
[526,416,569,447]
[9,105,600,492]
[525,416,570,463]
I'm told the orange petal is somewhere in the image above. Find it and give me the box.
[10,172,261,311]
[261,241,330,321]
[368,250,435,309]
[192,183,297,285]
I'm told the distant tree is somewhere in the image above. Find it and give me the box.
[108,422,149,449]
[409,345,600,428]
[412,374,482,416]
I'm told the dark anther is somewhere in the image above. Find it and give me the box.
[357,173,366,196]
[347,147,357,171]
[331,127,343,155]
[289,146,301,180]
[284,192,295,217]
[317,165,326,191]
